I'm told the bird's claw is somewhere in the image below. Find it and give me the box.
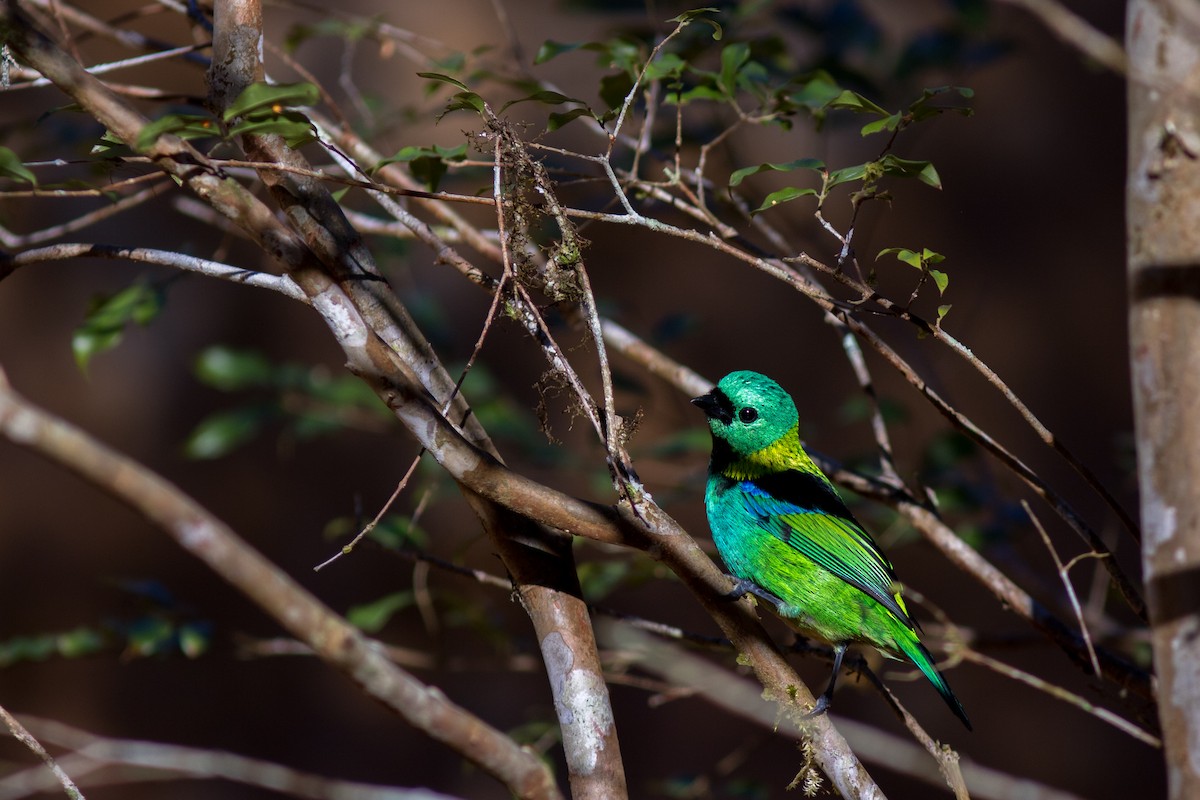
[801,694,832,721]
[723,577,787,610]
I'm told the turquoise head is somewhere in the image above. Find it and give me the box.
[691,370,800,458]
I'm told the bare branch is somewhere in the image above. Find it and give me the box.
[0,705,84,800]
[995,0,1127,74]
[960,649,1160,748]
[601,619,1089,800]
[0,242,305,298]
[0,368,560,799]
[6,715,465,800]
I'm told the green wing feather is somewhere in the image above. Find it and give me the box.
[738,471,915,630]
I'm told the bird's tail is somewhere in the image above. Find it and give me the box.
[901,636,972,731]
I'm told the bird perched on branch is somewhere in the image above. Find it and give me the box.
[692,370,971,729]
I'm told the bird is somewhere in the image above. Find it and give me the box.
[692,370,971,730]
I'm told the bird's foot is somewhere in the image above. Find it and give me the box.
[723,578,787,611]
[801,694,832,721]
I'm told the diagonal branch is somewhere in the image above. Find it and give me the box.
[0,367,560,800]
[0,703,84,800]
[205,0,628,795]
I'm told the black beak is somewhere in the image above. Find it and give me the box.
[691,388,733,425]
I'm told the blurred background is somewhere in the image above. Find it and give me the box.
[0,0,1154,797]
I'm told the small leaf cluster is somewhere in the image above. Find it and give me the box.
[375,142,468,191]
[73,277,167,371]
[185,346,394,459]
[877,246,953,322]
[135,82,320,152]
[0,581,213,666]
[728,85,972,214]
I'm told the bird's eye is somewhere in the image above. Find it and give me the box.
[738,407,758,424]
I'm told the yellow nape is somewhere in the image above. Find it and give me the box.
[724,424,826,480]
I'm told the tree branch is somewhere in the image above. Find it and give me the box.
[0,704,84,800]
[0,367,560,799]
[4,715,463,800]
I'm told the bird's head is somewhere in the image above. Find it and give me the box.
[691,370,799,457]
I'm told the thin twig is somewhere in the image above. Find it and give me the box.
[312,453,423,571]
[1024,500,1102,678]
[0,705,85,800]
[836,325,901,485]
[960,649,1160,748]
[2,42,205,90]
[0,185,167,248]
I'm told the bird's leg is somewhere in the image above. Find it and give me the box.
[803,642,848,720]
[723,577,788,612]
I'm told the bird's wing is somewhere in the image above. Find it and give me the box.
[739,470,915,629]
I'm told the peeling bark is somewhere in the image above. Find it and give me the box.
[1127,2,1200,796]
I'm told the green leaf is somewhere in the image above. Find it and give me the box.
[125,616,175,657]
[548,108,597,131]
[184,407,269,459]
[533,39,613,66]
[825,163,869,190]
[909,85,975,120]
[499,90,581,113]
[369,514,430,550]
[0,147,37,185]
[877,247,923,269]
[718,42,750,97]
[535,40,581,64]
[839,395,909,427]
[599,72,635,112]
[56,627,105,658]
[377,143,468,168]
[937,304,952,323]
[878,155,942,189]
[750,186,818,214]
[929,269,949,294]
[347,591,415,633]
[861,113,902,136]
[670,84,726,104]
[416,72,470,91]
[789,71,843,113]
[826,89,889,117]
[227,110,317,148]
[222,82,319,121]
[284,18,380,51]
[439,91,487,119]
[178,622,211,658]
[377,143,468,190]
[668,7,722,40]
[0,635,56,666]
[135,113,220,151]
[194,347,275,391]
[90,130,131,157]
[73,280,166,371]
[729,158,824,187]
[578,561,631,601]
[644,52,687,82]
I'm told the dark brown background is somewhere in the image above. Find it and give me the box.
[0,0,1155,797]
